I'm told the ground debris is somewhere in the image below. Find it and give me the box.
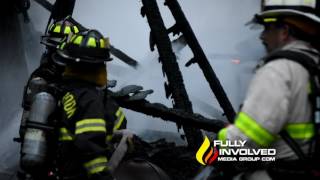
[124,135,202,180]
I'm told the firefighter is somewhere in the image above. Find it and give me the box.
[53,29,116,180]
[216,0,320,179]
[19,16,84,139]
[17,16,85,180]
[37,16,127,137]
[24,15,126,137]
[34,16,84,82]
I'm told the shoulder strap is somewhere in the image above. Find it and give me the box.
[264,50,319,75]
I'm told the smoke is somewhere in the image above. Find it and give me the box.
[75,0,265,132]
[0,11,30,179]
[0,110,21,178]
[20,0,266,144]
[71,0,265,132]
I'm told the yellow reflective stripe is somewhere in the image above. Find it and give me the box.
[59,42,66,50]
[64,26,71,34]
[76,119,106,127]
[235,112,276,147]
[70,34,77,42]
[76,127,106,134]
[89,166,106,175]
[217,128,228,141]
[73,36,83,45]
[62,92,76,119]
[84,156,108,175]
[75,119,106,134]
[59,127,73,141]
[100,39,105,48]
[106,135,113,142]
[113,114,125,131]
[84,156,108,168]
[263,18,277,23]
[87,37,97,47]
[285,123,315,139]
[116,108,122,117]
[53,25,61,33]
[73,26,79,33]
[59,137,72,141]
[113,108,125,131]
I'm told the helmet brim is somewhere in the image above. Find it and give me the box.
[55,49,113,65]
[248,9,320,25]
[51,52,67,66]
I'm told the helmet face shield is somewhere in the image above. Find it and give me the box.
[41,36,66,47]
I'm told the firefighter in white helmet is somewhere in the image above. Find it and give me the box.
[217,0,320,179]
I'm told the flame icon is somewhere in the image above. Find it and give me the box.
[196,136,219,165]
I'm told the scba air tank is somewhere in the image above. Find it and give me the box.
[21,92,57,171]
[20,77,48,137]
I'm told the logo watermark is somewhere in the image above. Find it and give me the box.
[196,136,276,165]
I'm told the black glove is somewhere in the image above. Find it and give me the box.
[107,80,117,88]
[111,85,153,101]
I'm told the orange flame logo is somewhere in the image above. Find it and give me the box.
[196,136,219,165]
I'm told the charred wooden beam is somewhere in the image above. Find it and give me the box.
[140,0,203,149]
[164,0,236,122]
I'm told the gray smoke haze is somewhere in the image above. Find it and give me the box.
[71,0,265,132]
[0,12,29,179]
[0,0,265,178]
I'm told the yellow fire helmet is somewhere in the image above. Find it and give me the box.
[41,16,84,48]
[54,29,112,65]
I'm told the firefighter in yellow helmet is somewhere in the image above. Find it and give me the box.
[53,30,115,180]
[20,16,84,138]
[216,0,320,179]
[26,16,83,86]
